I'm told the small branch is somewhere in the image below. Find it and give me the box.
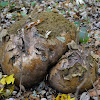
[0,6,1,26]
[75,75,87,100]
[19,50,23,94]
[86,57,99,100]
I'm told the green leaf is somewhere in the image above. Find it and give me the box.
[0,1,9,7]
[62,11,66,14]
[11,4,15,7]
[21,11,26,17]
[70,0,73,3]
[53,4,56,8]
[74,8,78,12]
[74,21,80,27]
[46,9,51,12]
[83,4,87,7]
[97,38,100,40]
[78,4,81,8]
[61,11,66,15]
[12,13,17,17]
[79,26,89,43]
[83,17,87,20]
[87,18,91,23]
[56,37,66,43]
[12,18,15,20]
[84,35,89,43]
[80,27,86,32]
[68,9,71,13]
[32,1,35,7]
[79,31,89,43]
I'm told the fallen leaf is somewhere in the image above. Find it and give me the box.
[0,1,9,7]
[45,31,51,39]
[73,14,79,18]
[67,40,79,50]
[0,77,6,85]
[80,92,90,100]
[96,50,100,57]
[6,74,15,84]
[55,94,75,100]
[74,21,80,27]
[95,40,100,47]
[0,88,3,93]
[56,37,66,43]
[89,78,100,96]
[0,74,15,93]
[32,1,35,7]
[26,19,43,29]
[89,90,100,97]
[91,52,99,61]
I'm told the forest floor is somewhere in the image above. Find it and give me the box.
[0,0,100,100]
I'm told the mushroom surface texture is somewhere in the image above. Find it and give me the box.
[0,11,78,88]
[49,50,98,93]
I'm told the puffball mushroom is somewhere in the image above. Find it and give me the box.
[0,11,78,88]
[49,50,98,93]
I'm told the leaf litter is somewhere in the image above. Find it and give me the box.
[0,0,100,100]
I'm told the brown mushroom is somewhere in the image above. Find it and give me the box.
[0,11,78,88]
[49,50,98,93]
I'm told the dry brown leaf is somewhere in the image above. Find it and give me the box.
[96,50,100,57]
[89,78,100,96]
[73,14,79,18]
[89,89,100,97]
[95,40,100,47]
[30,95,40,100]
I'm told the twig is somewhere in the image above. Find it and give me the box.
[19,50,23,94]
[0,6,1,26]
[82,41,99,99]
[75,76,87,100]
[85,55,99,100]
[15,42,23,97]
[15,30,24,97]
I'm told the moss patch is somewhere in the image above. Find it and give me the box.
[8,11,77,39]
[8,16,28,35]
[8,8,38,35]
[34,11,77,39]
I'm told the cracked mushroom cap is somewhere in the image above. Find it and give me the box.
[49,50,98,93]
[0,12,78,88]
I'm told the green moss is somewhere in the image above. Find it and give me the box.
[8,8,38,35]
[34,11,77,39]
[8,11,77,39]
[8,16,29,35]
